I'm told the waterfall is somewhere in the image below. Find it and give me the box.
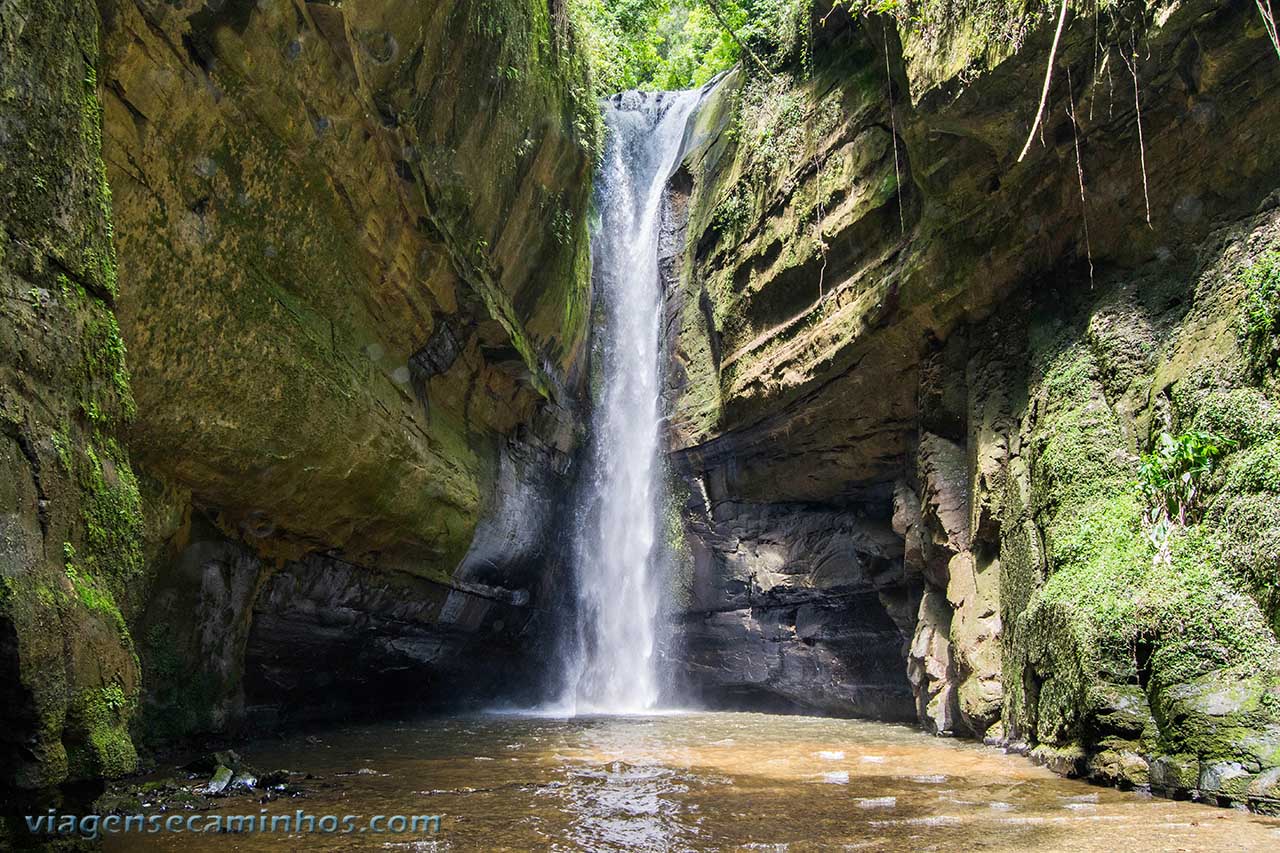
[565,89,703,714]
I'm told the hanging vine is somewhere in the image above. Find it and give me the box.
[1258,0,1280,61]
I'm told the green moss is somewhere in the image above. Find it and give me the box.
[80,436,145,588]
[1019,493,1149,729]
[82,299,135,419]
[889,0,1124,96]
[661,479,696,612]
[33,581,62,611]
[55,280,136,427]
[1164,370,1280,633]
[1145,529,1280,687]
[56,431,145,630]
[1239,249,1280,379]
[1205,492,1280,631]
[0,0,143,791]
[1014,476,1280,752]
[1185,386,1280,449]
[1043,493,1148,616]
[1029,347,1130,518]
[65,684,138,780]
[1007,303,1280,763]
[63,540,128,640]
[1219,438,1280,494]
[999,517,1044,650]
[76,66,120,300]
[51,427,73,472]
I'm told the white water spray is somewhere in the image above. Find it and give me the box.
[565,89,703,714]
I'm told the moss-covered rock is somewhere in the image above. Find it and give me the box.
[101,0,596,570]
[4,0,599,784]
[89,0,596,746]
[1,0,142,789]
[994,231,1280,805]
[664,0,1280,810]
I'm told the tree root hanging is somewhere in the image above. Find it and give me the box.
[1258,0,1280,62]
[884,23,905,236]
[1017,0,1070,163]
[1066,67,1094,288]
[1119,43,1153,227]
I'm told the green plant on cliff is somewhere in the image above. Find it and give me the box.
[1136,430,1229,555]
[1006,315,1280,770]
[66,683,138,779]
[1240,250,1280,378]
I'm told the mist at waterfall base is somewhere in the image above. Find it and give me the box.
[548,88,704,716]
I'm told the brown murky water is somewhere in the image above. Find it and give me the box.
[103,712,1280,851]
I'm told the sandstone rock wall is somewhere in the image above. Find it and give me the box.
[102,0,598,750]
[1,0,144,790]
[2,0,597,790]
[101,0,595,569]
[663,0,1280,808]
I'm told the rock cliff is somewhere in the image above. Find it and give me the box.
[5,0,1280,819]
[2,0,596,791]
[2,0,144,790]
[661,0,1280,808]
[101,0,598,751]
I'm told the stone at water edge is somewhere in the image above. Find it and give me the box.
[205,765,233,796]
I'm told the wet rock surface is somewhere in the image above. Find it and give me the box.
[94,751,315,818]
[101,0,597,569]
[1,0,145,793]
[3,0,597,792]
[668,498,916,718]
[100,0,593,756]
[659,0,1280,811]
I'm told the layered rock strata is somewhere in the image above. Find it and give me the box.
[3,0,597,791]
[662,0,1280,809]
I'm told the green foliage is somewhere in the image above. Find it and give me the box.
[825,0,901,18]
[572,0,806,94]
[101,683,127,715]
[51,429,73,472]
[81,436,145,586]
[1136,431,1231,545]
[1239,250,1280,378]
[66,684,138,779]
[82,297,136,421]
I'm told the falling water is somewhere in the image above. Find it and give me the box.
[565,89,704,714]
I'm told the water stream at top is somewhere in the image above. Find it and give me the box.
[563,89,704,714]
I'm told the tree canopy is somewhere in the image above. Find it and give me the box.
[571,0,804,94]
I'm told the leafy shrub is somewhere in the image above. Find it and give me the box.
[1137,430,1231,554]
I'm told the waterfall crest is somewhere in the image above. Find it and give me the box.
[565,89,703,714]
